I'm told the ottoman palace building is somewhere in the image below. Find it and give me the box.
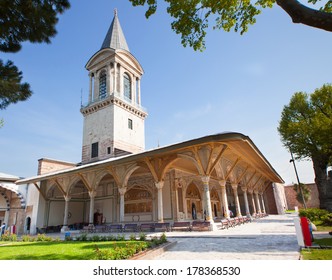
[15,11,284,234]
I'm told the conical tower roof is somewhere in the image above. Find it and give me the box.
[101,9,129,51]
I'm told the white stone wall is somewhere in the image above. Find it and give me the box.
[82,105,115,163]
[113,105,145,153]
[162,179,172,220]
[273,183,287,214]
[25,184,41,235]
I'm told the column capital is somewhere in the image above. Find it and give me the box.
[231,183,238,190]
[89,190,97,198]
[155,181,164,190]
[241,187,247,193]
[218,179,226,187]
[201,176,210,185]
[118,187,127,196]
[64,195,71,202]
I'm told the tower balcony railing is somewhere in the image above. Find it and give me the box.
[81,91,147,112]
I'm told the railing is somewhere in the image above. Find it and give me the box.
[81,91,147,112]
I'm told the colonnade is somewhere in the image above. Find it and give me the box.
[58,179,266,232]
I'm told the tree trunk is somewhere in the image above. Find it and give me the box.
[277,0,332,32]
[312,155,332,211]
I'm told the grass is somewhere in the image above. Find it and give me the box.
[316,225,332,232]
[301,238,332,260]
[313,221,332,232]
[0,240,149,260]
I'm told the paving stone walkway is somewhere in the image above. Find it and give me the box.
[150,214,301,260]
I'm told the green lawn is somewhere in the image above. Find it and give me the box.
[301,238,332,260]
[0,240,148,260]
[316,225,332,232]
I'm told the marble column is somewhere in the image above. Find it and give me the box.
[260,193,266,214]
[61,195,71,232]
[118,187,127,223]
[44,199,51,229]
[249,190,256,215]
[137,78,141,104]
[231,183,242,217]
[88,190,96,226]
[106,65,111,95]
[201,176,213,222]
[93,71,98,100]
[241,187,251,217]
[155,181,164,222]
[219,180,230,218]
[113,62,117,94]
[255,190,262,214]
[173,181,179,221]
[88,73,93,103]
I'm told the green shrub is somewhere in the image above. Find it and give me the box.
[0,233,11,241]
[299,208,329,221]
[135,242,148,253]
[77,233,88,241]
[129,233,137,241]
[107,235,116,241]
[93,242,149,260]
[139,232,146,241]
[159,233,167,243]
[321,213,332,226]
[21,235,32,242]
[65,236,73,241]
[91,235,100,242]
[116,234,125,241]
[1,233,18,242]
[100,235,107,241]
[36,234,53,242]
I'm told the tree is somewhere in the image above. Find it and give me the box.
[129,0,332,51]
[278,84,332,211]
[293,183,311,206]
[0,0,70,112]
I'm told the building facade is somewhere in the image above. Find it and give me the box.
[0,173,28,234]
[15,11,284,235]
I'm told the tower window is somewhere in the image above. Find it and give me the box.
[99,71,107,99]
[91,142,99,158]
[128,118,133,130]
[123,73,132,101]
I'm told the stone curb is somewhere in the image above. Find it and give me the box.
[130,241,177,260]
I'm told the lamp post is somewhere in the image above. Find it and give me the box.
[289,150,307,209]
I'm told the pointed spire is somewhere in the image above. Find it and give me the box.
[101,9,130,51]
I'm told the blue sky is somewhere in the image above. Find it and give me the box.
[1,0,331,185]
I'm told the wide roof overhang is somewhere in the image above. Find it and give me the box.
[16,132,284,185]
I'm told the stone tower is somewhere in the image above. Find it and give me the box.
[80,10,147,164]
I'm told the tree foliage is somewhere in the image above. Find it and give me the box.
[293,183,311,205]
[0,0,70,111]
[0,60,32,110]
[278,84,332,210]
[278,84,332,165]
[129,0,332,51]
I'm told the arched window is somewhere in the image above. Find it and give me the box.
[123,73,132,101]
[99,71,107,99]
